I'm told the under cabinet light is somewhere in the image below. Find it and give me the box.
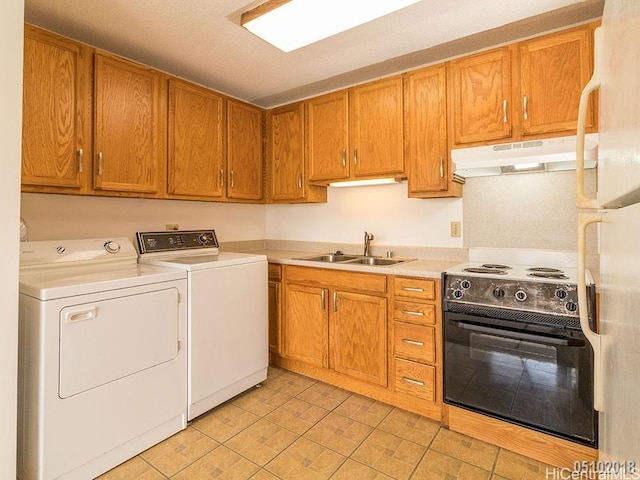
[241,0,421,53]
[328,178,402,188]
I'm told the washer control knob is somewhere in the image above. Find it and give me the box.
[460,279,471,290]
[197,233,209,245]
[493,287,505,299]
[555,289,568,300]
[566,301,578,312]
[515,290,527,302]
[452,289,464,299]
[104,240,121,254]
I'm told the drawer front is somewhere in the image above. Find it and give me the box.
[394,322,435,363]
[394,301,436,325]
[394,277,436,301]
[285,265,386,294]
[268,263,282,281]
[394,358,435,402]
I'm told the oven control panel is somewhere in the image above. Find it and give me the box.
[136,230,219,254]
[444,274,580,317]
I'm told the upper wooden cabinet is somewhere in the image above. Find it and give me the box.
[167,79,225,199]
[449,24,596,147]
[404,64,461,198]
[226,99,263,201]
[21,25,92,193]
[266,102,327,203]
[94,52,165,195]
[307,76,404,183]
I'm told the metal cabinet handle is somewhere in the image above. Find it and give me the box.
[230,170,235,188]
[401,287,423,293]
[333,291,338,312]
[297,173,303,189]
[402,377,424,387]
[78,148,83,173]
[503,99,508,123]
[353,147,358,166]
[401,339,424,347]
[401,310,424,317]
[220,169,224,188]
[97,151,103,175]
[523,96,528,121]
[439,156,444,178]
[321,290,326,310]
[341,148,346,167]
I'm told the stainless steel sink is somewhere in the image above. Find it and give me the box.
[296,253,360,263]
[342,257,408,266]
[295,253,415,267]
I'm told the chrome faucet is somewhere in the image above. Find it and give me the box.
[363,231,374,257]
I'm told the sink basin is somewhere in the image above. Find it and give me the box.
[295,253,415,267]
[296,253,360,263]
[343,257,409,266]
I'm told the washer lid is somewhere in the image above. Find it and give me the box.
[139,251,267,271]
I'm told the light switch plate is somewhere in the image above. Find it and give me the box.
[450,221,461,237]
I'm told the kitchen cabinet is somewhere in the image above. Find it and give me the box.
[449,24,597,147]
[268,263,282,356]
[94,52,166,196]
[266,102,327,203]
[404,64,462,198]
[21,25,92,194]
[307,76,404,183]
[167,79,225,199]
[226,99,263,201]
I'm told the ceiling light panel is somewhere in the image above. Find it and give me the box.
[242,0,421,52]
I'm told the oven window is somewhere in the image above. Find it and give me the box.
[443,312,596,446]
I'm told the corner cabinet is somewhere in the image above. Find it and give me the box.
[226,99,263,201]
[404,65,461,198]
[94,52,166,196]
[21,25,92,194]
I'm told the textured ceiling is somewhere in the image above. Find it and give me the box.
[24,0,603,108]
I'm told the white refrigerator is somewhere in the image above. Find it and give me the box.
[577,0,640,464]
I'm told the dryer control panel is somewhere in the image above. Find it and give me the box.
[137,230,220,254]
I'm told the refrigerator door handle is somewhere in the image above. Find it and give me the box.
[576,28,602,210]
[578,212,604,411]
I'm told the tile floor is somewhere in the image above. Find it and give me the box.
[98,367,554,480]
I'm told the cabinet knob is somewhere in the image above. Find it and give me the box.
[78,148,83,173]
[341,148,346,167]
[353,147,358,166]
[503,99,508,124]
[523,96,529,121]
[97,151,103,175]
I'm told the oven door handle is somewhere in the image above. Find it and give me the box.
[451,320,579,346]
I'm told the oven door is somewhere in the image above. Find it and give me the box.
[443,311,597,446]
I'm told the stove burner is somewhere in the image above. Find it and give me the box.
[481,264,512,270]
[527,272,569,279]
[463,267,508,275]
[527,267,564,273]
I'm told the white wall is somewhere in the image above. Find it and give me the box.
[1,1,24,479]
[266,181,464,248]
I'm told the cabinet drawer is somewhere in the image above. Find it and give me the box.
[394,322,435,363]
[285,266,386,294]
[394,277,436,301]
[394,301,436,325]
[394,358,435,402]
[268,263,282,281]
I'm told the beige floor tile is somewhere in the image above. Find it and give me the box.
[140,426,218,477]
[378,408,441,447]
[296,382,352,410]
[332,459,395,479]
[264,397,329,435]
[493,449,554,480]
[333,393,394,427]
[96,456,165,480]
[250,469,281,479]
[430,429,498,472]
[351,429,426,480]
[192,403,261,442]
[265,437,346,479]
[172,445,259,479]
[304,412,373,456]
[411,449,491,480]
[231,384,292,417]
[225,418,298,466]
[262,370,317,396]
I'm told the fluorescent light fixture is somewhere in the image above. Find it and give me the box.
[241,0,421,52]
[328,178,402,188]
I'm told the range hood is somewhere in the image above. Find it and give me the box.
[452,133,598,178]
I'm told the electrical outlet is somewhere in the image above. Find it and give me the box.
[166,224,179,231]
[450,221,462,238]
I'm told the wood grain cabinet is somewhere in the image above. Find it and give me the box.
[226,99,263,201]
[94,52,166,196]
[21,25,92,194]
[404,64,462,198]
[268,264,282,357]
[266,102,326,203]
[307,76,404,184]
[167,79,225,199]
[449,24,596,147]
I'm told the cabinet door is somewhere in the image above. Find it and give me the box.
[22,26,90,191]
[450,47,513,145]
[349,77,404,177]
[227,99,263,201]
[405,65,449,194]
[168,79,225,198]
[283,284,329,367]
[332,291,387,386]
[520,26,595,136]
[308,91,349,181]
[94,53,162,194]
[268,102,305,201]
[268,280,281,354]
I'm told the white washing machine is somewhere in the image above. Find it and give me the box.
[137,230,268,420]
[18,238,188,480]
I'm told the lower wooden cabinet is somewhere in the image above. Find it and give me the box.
[268,264,282,356]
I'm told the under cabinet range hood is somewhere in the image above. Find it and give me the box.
[452,134,598,178]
